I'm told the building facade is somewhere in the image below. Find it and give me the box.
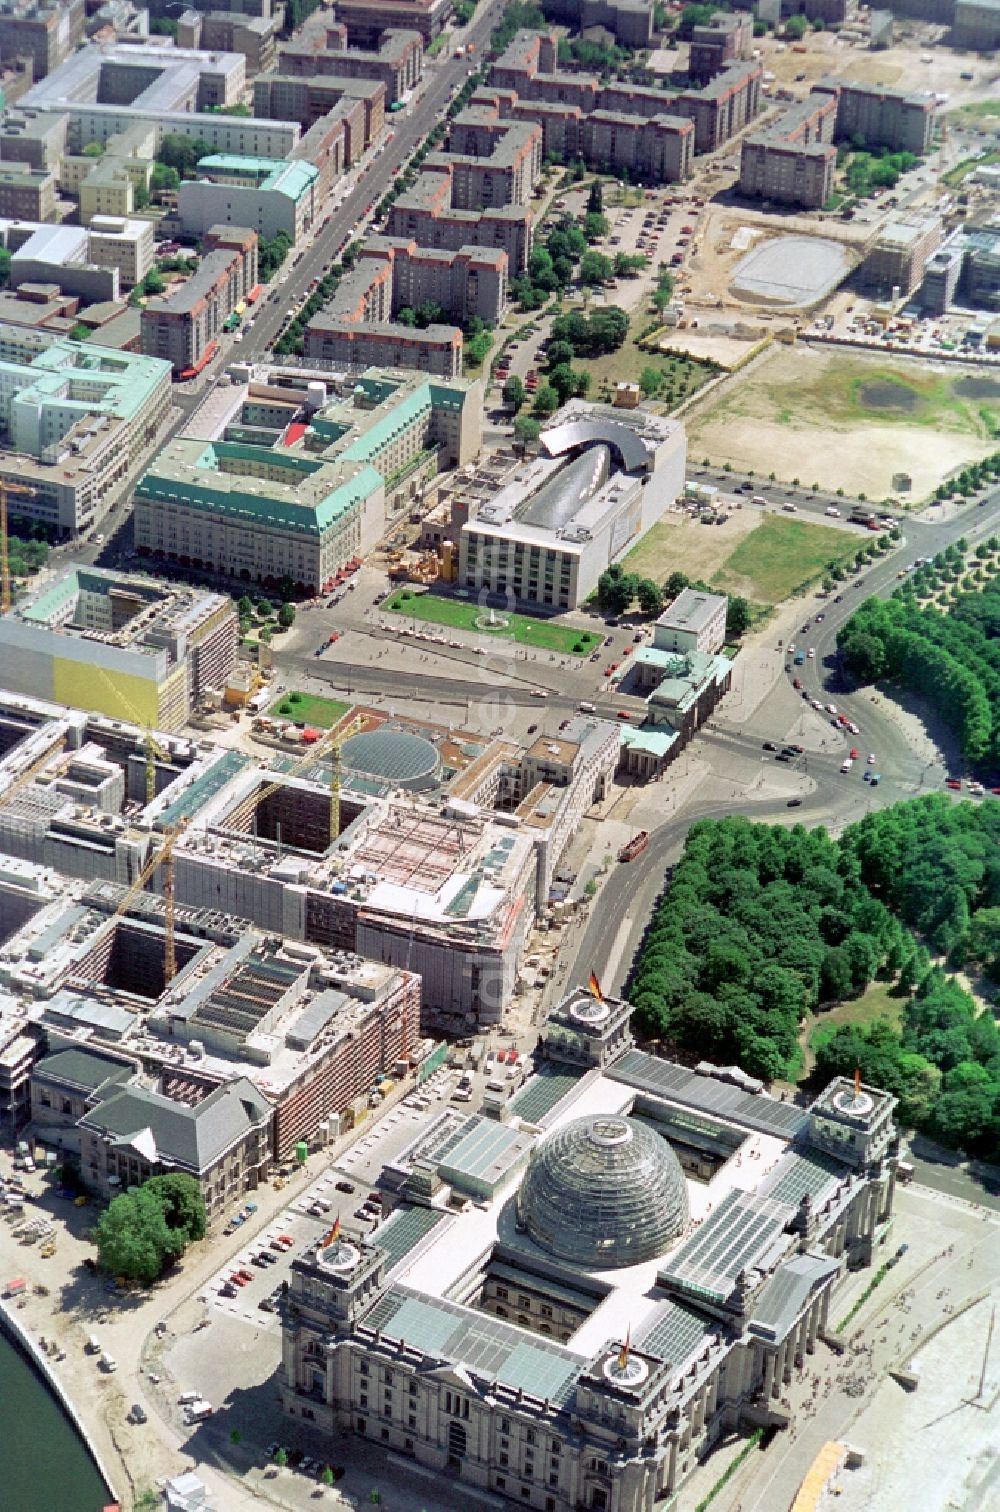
[141,225,259,376]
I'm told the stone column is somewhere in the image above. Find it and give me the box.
[807,1298,820,1353]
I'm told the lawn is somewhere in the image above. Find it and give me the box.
[386,588,603,655]
[268,692,351,729]
[806,981,906,1070]
[712,515,858,604]
[572,332,715,411]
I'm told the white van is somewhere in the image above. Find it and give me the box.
[178,1390,201,1405]
[577,701,596,713]
[185,1400,214,1423]
[99,1353,117,1372]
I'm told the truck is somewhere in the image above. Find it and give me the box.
[850,507,876,525]
[618,831,649,863]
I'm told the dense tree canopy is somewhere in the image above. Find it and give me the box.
[631,801,1000,1155]
[93,1173,206,1283]
[838,586,1000,764]
[630,818,909,1082]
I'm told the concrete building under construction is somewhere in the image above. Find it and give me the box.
[0,568,238,730]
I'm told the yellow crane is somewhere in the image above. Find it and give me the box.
[250,712,366,845]
[110,819,188,986]
[0,480,37,615]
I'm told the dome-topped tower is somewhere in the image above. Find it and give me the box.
[516,1114,688,1269]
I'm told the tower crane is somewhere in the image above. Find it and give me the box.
[110,819,188,986]
[248,712,367,845]
[0,480,38,615]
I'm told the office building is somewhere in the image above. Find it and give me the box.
[0,326,171,534]
[0,165,56,220]
[33,1046,274,1224]
[177,9,279,75]
[141,225,259,377]
[457,402,686,610]
[653,589,728,656]
[177,155,319,244]
[920,243,963,314]
[280,987,899,1512]
[864,213,942,297]
[134,369,482,594]
[252,73,385,156]
[0,568,238,729]
[540,0,654,46]
[85,215,155,290]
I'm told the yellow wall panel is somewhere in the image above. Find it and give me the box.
[51,659,161,727]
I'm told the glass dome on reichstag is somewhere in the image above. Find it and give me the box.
[516,1114,689,1270]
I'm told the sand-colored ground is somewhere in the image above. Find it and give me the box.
[624,508,759,584]
[688,344,999,498]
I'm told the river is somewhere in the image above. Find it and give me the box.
[0,1323,110,1511]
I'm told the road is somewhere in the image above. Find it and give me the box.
[237,2,507,365]
[559,485,1000,1001]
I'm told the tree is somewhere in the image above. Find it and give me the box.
[579,250,614,285]
[513,415,542,449]
[321,1467,335,1487]
[237,595,254,619]
[639,367,662,398]
[587,178,604,215]
[144,1174,206,1243]
[725,596,752,638]
[596,565,638,615]
[157,134,210,177]
[636,578,663,616]
[548,362,587,405]
[785,13,808,38]
[532,383,559,416]
[142,269,166,296]
[277,602,296,629]
[93,1176,205,1284]
[583,211,610,244]
[664,571,690,600]
[502,375,525,410]
[273,1448,289,1468]
[258,231,292,282]
[82,141,104,158]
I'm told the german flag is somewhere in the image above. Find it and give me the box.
[324,1216,341,1248]
[616,1327,630,1372]
[588,972,604,1003]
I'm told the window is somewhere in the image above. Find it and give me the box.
[408,1413,416,1429]
[526,1430,536,1446]
[499,1452,509,1467]
[357,1417,366,1433]
[381,1428,389,1441]
[496,1477,506,1490]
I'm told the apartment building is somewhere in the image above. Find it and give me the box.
[253,72,385,155]
[816,78,935,155]
[0,165,56,220]
[177,9,279,75]
[952,0,1000,48]
[542,0,654,46]
[430,110,542,210]
[305,319,463,377]
[331,0,453,44]
[739,91,838,208]
[0,0,86,80]
[277,25,423,105]
[141,225,259,376]
[177,155,319,243]
[688,11,753,83]
[580,110,693,183]
[491,30,761,172]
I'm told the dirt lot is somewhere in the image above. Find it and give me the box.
[625,508,759,584]
[687,344,999,498]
